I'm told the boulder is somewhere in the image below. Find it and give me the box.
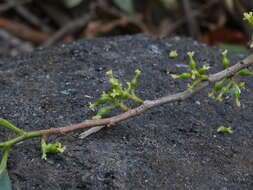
[0,34,253,189]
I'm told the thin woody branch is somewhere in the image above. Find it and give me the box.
[0,52,253,175]
[34,53,253,137]
[0,53,253,145]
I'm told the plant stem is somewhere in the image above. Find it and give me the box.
[0,118,25,135]
[0,147,11,175]
[0,131,42,148]
[126,92,143,104]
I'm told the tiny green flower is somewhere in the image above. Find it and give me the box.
[169,50,178,58]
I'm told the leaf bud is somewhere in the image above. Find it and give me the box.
[221,50,230,69]
[237,69,253,76]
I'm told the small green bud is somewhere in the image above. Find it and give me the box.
[106,70,113,78]
[92,106,114,120]
[135,69,141,76]
[169,50,178,58]
[41,140,65,160]
[198,65,210,75]
[106,70,122,90]
[89,93,111,110]
[216,86,228,101]
[187,79,201,91]
[213,79,225,92]
[217,126,233,134]
[191,70,198,79]
[238,82,246,90]
[209,79,225,99]
[237,69,253,76]
[130,69,141,89]
[208,92,215,98]
[243,12,253,26]
[92,115,102,120]
[222,50,230,69]
[216,81,233,101]
[233,84,241,107]
[171,73,191,79]
[110,89,121,98]
[110,78,121,89]
[187,51,196,70]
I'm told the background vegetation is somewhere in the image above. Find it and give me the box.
[0,0,252,57]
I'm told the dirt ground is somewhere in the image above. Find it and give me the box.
[0,34,253,190]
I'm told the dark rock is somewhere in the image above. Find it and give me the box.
[0,34,253,190]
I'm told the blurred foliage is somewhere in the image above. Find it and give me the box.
[0,0,252,53]
[113,0,135,14]
[62,0,83,8]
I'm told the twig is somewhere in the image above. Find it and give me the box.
[79,126,105,139]
[0,17,49,44]
[2,52,252,141]
[43,12,95,47]
[7,0,52,33]
[0,0,31,13]
[181,0,200,39]
[170,0,219,35]
[38,2,71,27]
[0,52,253,174]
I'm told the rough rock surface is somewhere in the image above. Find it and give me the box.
[0,34,253,190]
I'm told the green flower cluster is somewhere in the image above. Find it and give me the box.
[89,70,143,120]
[171,51,210,91]
[209,50,253,107]
[41,138,65,160]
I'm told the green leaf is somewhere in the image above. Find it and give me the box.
[0,169,11,190]
[113,0,135,14]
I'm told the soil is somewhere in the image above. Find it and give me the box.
[0,34,253,190]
